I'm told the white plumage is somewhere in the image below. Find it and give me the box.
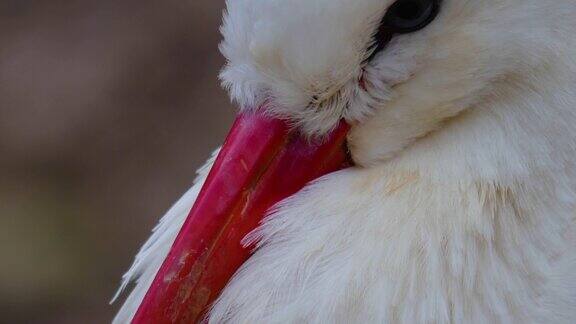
[114,0,576,322]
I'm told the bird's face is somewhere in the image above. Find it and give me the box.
[220,0,563,165]
[133,1,571,321]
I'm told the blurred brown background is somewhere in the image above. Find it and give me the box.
[0,1,233,322]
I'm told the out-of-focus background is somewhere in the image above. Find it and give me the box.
[0,1,233,322]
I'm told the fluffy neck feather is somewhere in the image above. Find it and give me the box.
[350,51,576,185]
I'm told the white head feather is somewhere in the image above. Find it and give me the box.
[115,1,576,322]
[219,0,576,166]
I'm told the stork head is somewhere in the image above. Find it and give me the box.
[220,0,570,165]
[131,1,574,322]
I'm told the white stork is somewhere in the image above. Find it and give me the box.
[113,0,576,322]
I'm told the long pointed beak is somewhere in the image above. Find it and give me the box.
[132,109,351,323]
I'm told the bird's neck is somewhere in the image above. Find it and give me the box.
[384,62,576,185]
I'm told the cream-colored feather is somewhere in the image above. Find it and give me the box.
[115,0,576,322]
[111,149,220,324]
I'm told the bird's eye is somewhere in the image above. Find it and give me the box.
[367,0,440,61]
[383,0,440,34]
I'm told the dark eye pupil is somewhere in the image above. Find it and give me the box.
[383,0,440,34]
[394,1,423,20]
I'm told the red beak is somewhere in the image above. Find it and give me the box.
[132,108,351,323]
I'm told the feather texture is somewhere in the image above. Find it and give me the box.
[114,0,576,322]
[111,149,220,324]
